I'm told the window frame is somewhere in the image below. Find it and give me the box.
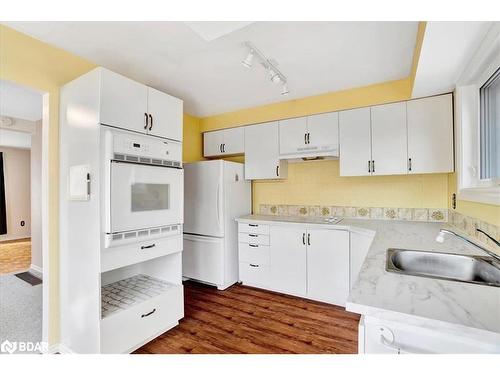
[456,26,500,205]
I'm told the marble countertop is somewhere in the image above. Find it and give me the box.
[237,214,500,339]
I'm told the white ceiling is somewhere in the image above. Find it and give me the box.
[4,22,418,117]
[0,79,43,121]
[412,21,493,98]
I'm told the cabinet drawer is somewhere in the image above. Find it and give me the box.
[238,233,270,245]
[238,222,270,235]
[239,262,269,288]
[239,242,270,265]
[101,235,182,273]
[100,284,183,353]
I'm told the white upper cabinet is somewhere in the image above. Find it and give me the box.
[100,68,149,133]
[339,107,372,176]
[244,122,288,180]
[407,94,454,174]
[370,102,408,175]
[306,229,349,306]
[203,127,244,157]
[278,117,308,156]
[279,113,339,158]
[306,112,339,154]
[99,68,183,141]
[146,87,183,141]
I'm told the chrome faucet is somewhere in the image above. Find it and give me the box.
[436,228,500,263]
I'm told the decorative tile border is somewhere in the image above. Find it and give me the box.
[259,204,449,223]
[449,211,500,251]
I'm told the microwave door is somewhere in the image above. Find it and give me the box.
[110,162,183,233]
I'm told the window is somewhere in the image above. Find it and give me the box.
[131,183,170,212]
[479,67,500,181]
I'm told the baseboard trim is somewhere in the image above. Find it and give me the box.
[30,264,43,278]
[42,343,74,354]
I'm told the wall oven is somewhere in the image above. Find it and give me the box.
[101,126,183,247]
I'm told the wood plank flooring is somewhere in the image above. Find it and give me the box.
[135,281,360,354]
[0,239,31,274]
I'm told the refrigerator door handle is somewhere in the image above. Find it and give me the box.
[216,182,221,230]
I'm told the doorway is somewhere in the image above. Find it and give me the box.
[0,79,48,353]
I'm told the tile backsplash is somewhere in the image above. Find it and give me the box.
[258,204,500,253]
[259,204,449,222]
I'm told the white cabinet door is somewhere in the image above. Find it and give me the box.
[407,94,454,174]
[222,127,244,155]
[339,107,372,176]
[269,226,307,296]
[147,87,183,141]
[279,117,308,155]
[306,229,349,306]
[99,68,148,133]
[307,112,339,152]
[370,102,408,175]
[203,130,224,157]
[244,122,287,180]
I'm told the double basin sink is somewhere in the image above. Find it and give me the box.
[386,248,500,288]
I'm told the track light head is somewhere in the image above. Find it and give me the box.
[281,83,290,96]
[241,50,254,68]
[268,68,281,83]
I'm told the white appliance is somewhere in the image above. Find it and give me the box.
[183,160,251,290]
[101,126,184,247]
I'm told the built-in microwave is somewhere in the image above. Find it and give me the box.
[101,126,183,247]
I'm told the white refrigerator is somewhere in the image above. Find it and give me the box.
[183,160,251,290]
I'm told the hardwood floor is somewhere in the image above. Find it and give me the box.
[135,281,360,354]
[0,239,31,274]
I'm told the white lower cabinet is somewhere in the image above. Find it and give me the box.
[359,316,500,354]
[101,284,183,354]
[238,221,353,307]
[306,229,349,306]
[269,226,307,296]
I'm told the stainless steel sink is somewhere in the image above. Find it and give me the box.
[386,248,500,287]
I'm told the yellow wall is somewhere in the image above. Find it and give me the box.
[0,25,97,345]
[182,113,204,162]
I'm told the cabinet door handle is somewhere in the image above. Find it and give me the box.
[148,114,153,131]
[307,132,310,144]
[304,133,307,145]
[141,244,156,250]
[307,233,311,246]
[368,160,371,173]
[276,165,279,177]
[144,113,148,130]
[408,158,412,172]
[141,308,156,318]
[223,143,226,153]
[302,233,306,245]
[219,144,223,153]
[249,234,258,238]
[372,160,375,173]
[249,264,259,268]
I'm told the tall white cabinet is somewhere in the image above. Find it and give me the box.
[59,67,184,353]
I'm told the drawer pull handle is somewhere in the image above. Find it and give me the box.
[141,308,156,318]
[249,234,258,237]
[141,244,156,250]
[249,264,259,268]
[249,244,259,248]
[249,224,258,227]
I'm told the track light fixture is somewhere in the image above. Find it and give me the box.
[241,49,254,68]
[241,41,289,95]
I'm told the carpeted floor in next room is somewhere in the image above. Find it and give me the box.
[0,240,42,352]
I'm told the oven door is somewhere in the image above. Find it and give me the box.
[110,162,183,233]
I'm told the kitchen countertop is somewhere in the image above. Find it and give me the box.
[236,215,500,341]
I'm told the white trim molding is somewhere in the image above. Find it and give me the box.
[455,24,500,206]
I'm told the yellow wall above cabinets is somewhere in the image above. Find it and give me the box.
[253,160,449,211]
[0,25,97,345]
[183,113,204,162]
